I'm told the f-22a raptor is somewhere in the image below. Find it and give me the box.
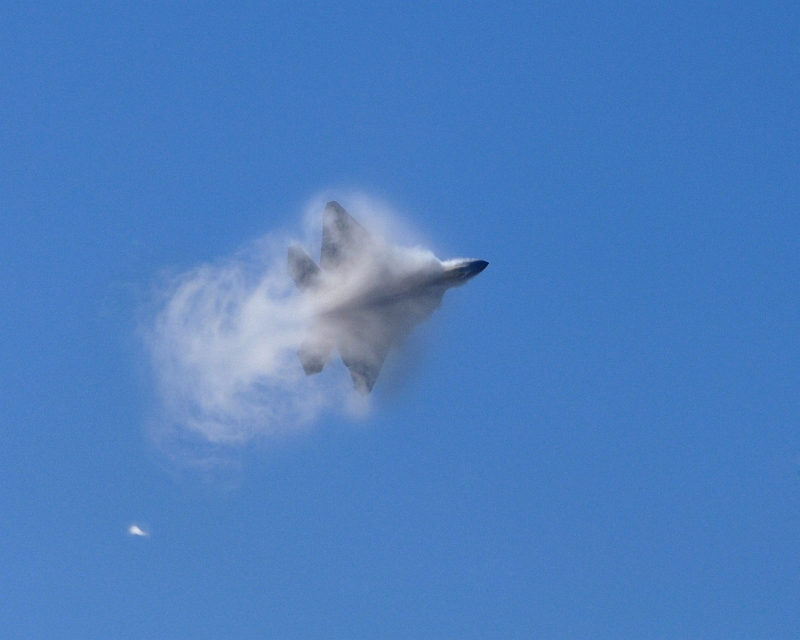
[288,201,488,394]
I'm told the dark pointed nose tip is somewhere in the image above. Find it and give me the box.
[471,260,489,276]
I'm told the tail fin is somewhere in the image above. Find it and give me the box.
[288,244,322,290]
[320,201,373,271]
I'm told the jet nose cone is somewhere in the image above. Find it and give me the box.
[468,259,489,277]
[442,259,489,284]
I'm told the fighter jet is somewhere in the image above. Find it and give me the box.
[288,201,488,394]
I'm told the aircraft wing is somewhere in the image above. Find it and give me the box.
[335,309,397,394]
[334,290,445,394]
[320,201,374,271]
[337,330,392,394]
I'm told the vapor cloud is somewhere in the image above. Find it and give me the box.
[144,233,330,446]
[143,195,434,448]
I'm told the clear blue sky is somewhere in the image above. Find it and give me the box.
[2,2,798,637]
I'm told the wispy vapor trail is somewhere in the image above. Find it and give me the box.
[143,195,424,448]
[144,235,331,445]
[142,193,486,457]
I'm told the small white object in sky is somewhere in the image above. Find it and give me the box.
[128,524,149,537]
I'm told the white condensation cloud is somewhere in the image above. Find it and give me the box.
[144,233,339,447]
[143,193,447,451]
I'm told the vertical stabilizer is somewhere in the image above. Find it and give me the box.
[288,244,322,290]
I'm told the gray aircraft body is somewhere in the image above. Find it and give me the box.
[288,201,488,394]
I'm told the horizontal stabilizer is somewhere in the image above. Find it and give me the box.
[298,331,333,375]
